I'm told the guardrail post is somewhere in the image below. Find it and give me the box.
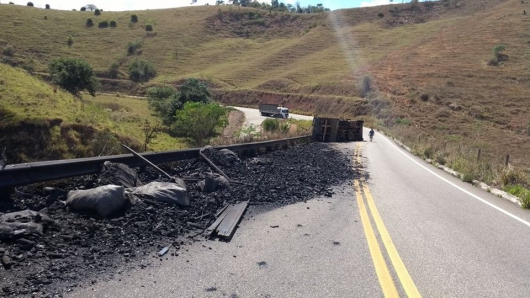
[477,148,481,162]
[505,154,510,167]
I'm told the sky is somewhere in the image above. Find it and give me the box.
[5,0,398,12]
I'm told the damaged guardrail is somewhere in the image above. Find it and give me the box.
[0,135,312,189]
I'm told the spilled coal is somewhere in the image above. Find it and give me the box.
[0,143,356,297]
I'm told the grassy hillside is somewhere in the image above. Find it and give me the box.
[0,64,184,163]
[1,0,530,172]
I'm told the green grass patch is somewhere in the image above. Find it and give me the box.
[504,184,530,209]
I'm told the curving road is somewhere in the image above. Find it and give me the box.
[70,129,530,297]
[232,107,314,133]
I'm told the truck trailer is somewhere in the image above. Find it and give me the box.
[258,104,289,119]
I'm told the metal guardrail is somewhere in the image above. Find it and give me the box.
[0,135,312,189]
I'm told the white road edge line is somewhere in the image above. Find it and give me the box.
[380,134,530,228]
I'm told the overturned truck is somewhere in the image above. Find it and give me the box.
[312,117,364,142]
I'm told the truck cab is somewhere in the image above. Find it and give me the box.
[279,107,289,119]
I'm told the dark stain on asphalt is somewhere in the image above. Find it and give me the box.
[205,287,217,292]
[303,233,310,236]
[333,241,341,246]
[257,261,268,268]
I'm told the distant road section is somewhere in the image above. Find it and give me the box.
[232,107,313,131]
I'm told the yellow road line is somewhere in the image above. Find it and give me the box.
[355,142,422,298]
[354,179,399,298]
[363,185,422,298]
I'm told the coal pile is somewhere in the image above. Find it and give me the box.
[0,142,356,297]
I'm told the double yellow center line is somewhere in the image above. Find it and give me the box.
[354,143,421,298]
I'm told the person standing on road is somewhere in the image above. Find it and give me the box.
[369,129,375,142]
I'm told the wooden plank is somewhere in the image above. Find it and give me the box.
[206,206,231,235]
[216,201,248,238]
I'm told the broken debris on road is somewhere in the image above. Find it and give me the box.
[0,142,356,297]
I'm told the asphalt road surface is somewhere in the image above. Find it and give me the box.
[71,130,530,297]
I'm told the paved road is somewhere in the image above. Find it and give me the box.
[232,107,313,133]
[70,130,530,297]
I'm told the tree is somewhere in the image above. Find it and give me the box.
[216,0,224,5]
[130,14,138,23]
[67,36,74,47]
[178,78,211,104]
[146,86,182,125]
[45,4,50,9]
[27,2,34,6]
[172,102,227,146]
[271,0,279,8]
[128,58,156,82]
[81,6,86,11]
[94,9,101,15]
[141,120,161,152]
[48,58,98,96]
[85,4,97,11]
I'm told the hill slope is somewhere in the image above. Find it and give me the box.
[1,0,529,169]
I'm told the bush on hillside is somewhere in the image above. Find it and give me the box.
[178,78,211,104]
[127,40,143,55]
[67,36,74,47]
[2,44,15,57]
[107,62,120,79]
[86,18,94,27]
[378,12,384,18]
[27,2,34,6]
[172,102,228,146]
[45,4,50,9]
[95,9,101,16]
[110,20,117,27]
[128,58,156,82]
[98,20,109,28]
[147,86,182,125]
[81,6,87,11]
[145,24,153,31]
[49,57,98,96]
[263,118,280,132]
[131,14,139,23]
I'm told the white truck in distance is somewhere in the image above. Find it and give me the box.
[258,103,289,119]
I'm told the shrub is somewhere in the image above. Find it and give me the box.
[27,2,34,6]
[378,12,384,18]
[178,78,211,104]
[461,173,475,183]
[110,20,117,27]
[263,118,280,132]
[2,44,15,57]
[81,6,86,11]
[48,57,98,96]
[131,14,139,23]
[172,102,228,146]
[9,2,15,4]
[420,93,429,101]
[67,36,74,47]
[436,154,447,165]
[127,40,143,55]
[94,9,101,15]
[98,20,109,28]
[107,62,119,78]
[86,18,94,27]
[44,16,48,19]
[45,4,50,9]
[395,118,411,126]
[145,23,153,31]
[128,58,156,82]
[147,86,181,125]
[492,44,505,56]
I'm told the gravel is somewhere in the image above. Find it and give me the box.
[0,142,355,297]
